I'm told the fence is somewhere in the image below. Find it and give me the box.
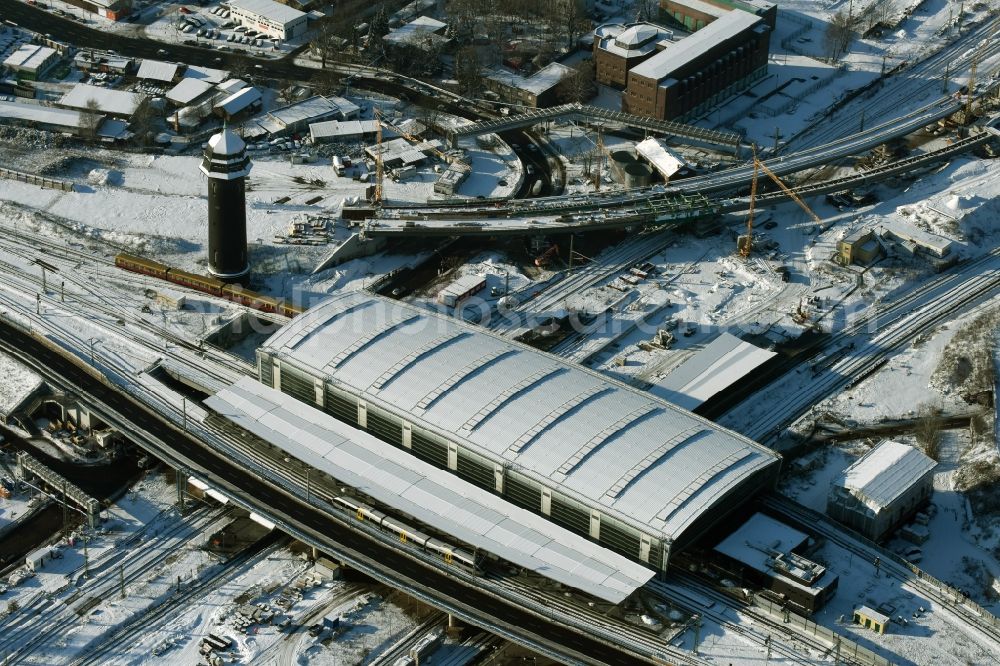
[779,10,814,55]
[753,595,894,666]
[0,166,74,192]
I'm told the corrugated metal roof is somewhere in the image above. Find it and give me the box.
[136,59,180,83]
[206,378,654,603]
[835,441,936,511]
[214,87,262,115]
[59,84,144,117]
[262,292,780,544]
[166,78,214,105]
[650,332,775,410]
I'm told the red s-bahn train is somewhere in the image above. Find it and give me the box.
[115,253,306,318]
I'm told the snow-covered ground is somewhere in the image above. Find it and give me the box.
[0,478,38,535]
[0,351,43,418]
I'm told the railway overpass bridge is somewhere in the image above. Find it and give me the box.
[447,103,743,152]
[359,125,997,237]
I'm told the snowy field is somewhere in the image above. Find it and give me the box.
[0,351,43,418]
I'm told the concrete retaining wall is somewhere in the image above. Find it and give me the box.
[0,167,74,192]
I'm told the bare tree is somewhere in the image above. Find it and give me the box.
[915,404,943,461]
[312,66,341,97]
[129,99,157,146]
[80,98,103,142]
[635,0,660,22]
[548,0,589,51]
[454,45,483,95]
[557,59,596,104]
[823,10,853,61]
[313,19,341,69]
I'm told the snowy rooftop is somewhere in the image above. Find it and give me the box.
[670,0,727,19]
[634,137,688,181]
[206,377,655,603]
[59,84,144,117]
[230,0,306,23]
[835,441,936,511]
[183,64,229,84]
[214,86,261,115]
[166,78,214,105]
[310,119,381,140]
[136,59,180,83]
[0,350,44,418]
[594,23,671,58]
[3,44,56,72]
[385,15,448,46]
[0,99,95,130]
[267,95,342,127]
[260,292,781,544]
[630,10,763,81]
[216,78,248,94]
[487,62,575,96]
[716,512,835,594]
[650,333,775,411]
[207,128,246,155]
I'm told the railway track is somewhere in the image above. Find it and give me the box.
[0,251,254,385]
[368,612,446,666]
[785,17,1000,151]
[0,504,230,664]
[647,577,823,666]
[490,232,673,337]
[70,532,286,666]
[725,249,1000,443]
[764,495,1000,659]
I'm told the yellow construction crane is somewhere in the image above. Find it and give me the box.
[741,145,759,258]
[966,36,992,122]
[373,107,384,207]
[741,149,823,258]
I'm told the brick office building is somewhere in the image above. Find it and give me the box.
[594,0,774,122]
[592,23,673,89]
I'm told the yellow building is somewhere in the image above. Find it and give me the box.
[838,228,881,265]
[853,606,889,634]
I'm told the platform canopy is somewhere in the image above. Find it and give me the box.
[206,377,656,604]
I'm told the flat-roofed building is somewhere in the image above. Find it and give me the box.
[485,62,575,109]
[715,512,839,614]
[593,23,674,88]
[624,8,769,121]
[61,0,132,21]
[663,0,777,30]
[3,44,59,81]
[229,0,308,40]
[58,83,146,119]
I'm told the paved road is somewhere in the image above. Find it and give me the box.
[1,0,314,80]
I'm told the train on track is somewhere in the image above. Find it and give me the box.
[115,253,305,318]
[333,495,483,572]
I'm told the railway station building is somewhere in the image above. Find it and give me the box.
[251,291,782,579]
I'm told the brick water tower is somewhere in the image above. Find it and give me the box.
[200,128,251,282]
